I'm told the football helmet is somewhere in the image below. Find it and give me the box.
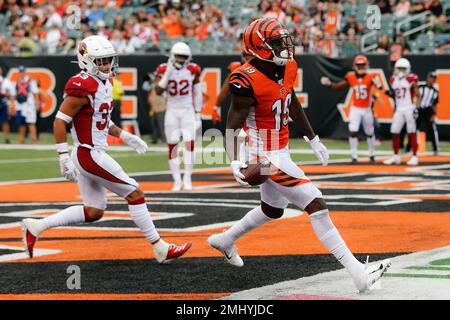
[353,55,368,75]
[169,42,192,69]
[394,58,411,78]
[77,35,118,81]
[243,18,294,66]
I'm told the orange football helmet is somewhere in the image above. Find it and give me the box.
[353,55,369,75]
[243,18,294,66]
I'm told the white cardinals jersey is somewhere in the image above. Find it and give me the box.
[390,73,419,109]
[156,62,201,111]
[63,71,113,150]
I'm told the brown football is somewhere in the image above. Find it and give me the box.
[240,159,272,186]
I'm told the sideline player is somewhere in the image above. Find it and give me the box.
[21,35,192,263]
[207,19,391,292]
[15,65,40,144]
[383,58,420,165]
[321,55,382,164]
[0,67,15,144]
[155,42,202,191]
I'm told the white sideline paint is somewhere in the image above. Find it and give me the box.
[221,245,450,300]
[0,245,61,262]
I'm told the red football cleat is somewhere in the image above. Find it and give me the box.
[21,222,37,258]
[156,242,193,264]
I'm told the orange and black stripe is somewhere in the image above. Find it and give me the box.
[270,169,309,187]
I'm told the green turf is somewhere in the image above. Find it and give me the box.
[430,258,450,266]
[0,133,448,182]
[384,273,450,279]
[405,266,450,271]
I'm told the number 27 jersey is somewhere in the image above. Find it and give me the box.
[63,71,113,150]
[229,59,298,151]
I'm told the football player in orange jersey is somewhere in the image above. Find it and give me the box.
[321,55,382,164]
[207,19,391,292]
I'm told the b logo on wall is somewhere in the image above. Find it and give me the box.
[7,68,57,118]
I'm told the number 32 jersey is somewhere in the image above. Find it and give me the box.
[229,59,298,151]
[63,71,113,150]
[156,63,201,111]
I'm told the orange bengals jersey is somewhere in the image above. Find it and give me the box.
[345,72,379,108]
[229,59,298,151]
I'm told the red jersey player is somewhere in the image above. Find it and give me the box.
[207,18,391,292]
[383,58,421,165]
[321,55,382,164]
[21,36,192,263]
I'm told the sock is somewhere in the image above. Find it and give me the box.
[223,206,272,244]
[408,132,418,156]
[184,150,195,182]
[128,198,160,244]
[168,157,182,184]
[349,136,358,159]
[42,205,86,230]
[366,135,375,157]
[392,134,400,155]
[309,209,364,279]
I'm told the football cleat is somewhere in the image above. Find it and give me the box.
[369,156,376,164]
[183,175,192,191]
[172,181,183,192]
[20,218,45,258]
[208,233,244,267]
[154,240,192,264]
[406,156,418,166]
[353,257,392,292]
[383,155,401,165]
[351,158,358,165]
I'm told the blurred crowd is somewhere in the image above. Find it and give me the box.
[0,0,448,57]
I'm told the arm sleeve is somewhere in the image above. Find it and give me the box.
[193,82,203,113]
[229,72,254,97]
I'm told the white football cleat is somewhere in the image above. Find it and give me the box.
[20,218,46,258]
[208,233,244,267]
[406,156,418,166]
[383,155,401,165]
[172,181,183,192]
[183,175,192,191]
[353,257,392,292]
[153,239,192,264]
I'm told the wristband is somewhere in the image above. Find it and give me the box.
[56,142,69,154]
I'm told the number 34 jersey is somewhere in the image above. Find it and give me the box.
[63,71,113,150]
[156,62,201,111]
[229,59,298,151]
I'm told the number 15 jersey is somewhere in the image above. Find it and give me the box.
[229,59,298,151]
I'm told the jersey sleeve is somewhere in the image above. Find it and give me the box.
[389,75,395,85]
[63,74,97,98]
[344,72,353,84]
[229,70,254,97]
[187,63,201,76]
[155,63,167,76]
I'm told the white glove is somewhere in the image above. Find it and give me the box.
[320,77,331,86]
[195,112,202,130]
[166,58,176,74]
[230,160,250,187]
[120,131,148,154]
[59,153,79,181]
[304,135,329,166]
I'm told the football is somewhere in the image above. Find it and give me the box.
[240,158,272,186]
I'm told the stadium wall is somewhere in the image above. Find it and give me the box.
[0,54,449,140]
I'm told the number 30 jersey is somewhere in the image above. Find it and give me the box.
[229,59,298,151]
[156,62,201,111]
[63,71,113,150]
